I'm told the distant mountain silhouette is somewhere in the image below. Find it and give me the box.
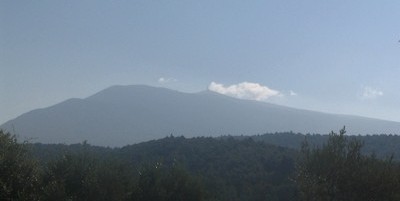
[2,85,400,146]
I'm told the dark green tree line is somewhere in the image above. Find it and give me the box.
[0,130,41,200]
[296,127,400,201]
[2,128,400,201]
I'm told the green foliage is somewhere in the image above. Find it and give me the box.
[296,127,400,201]
[3,128,400,201]
[0,130,41,200]
[250,131,400,161]
[133,163,205,201]
[41,143,134,201]
[27,136,299,200]
[42,152,97,200]
[119,136,299,201]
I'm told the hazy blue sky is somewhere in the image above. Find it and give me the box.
[1,0,400,124]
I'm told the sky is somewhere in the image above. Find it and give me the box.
[1,0,400,124]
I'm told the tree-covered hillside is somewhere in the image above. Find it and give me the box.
[232,131,400,160]
[30,135,299,201]
[2,129,400,200]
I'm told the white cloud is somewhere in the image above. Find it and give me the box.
[208,82,281,101]
[158,77,177,84]
[361,86,383,99]
[289,90,297,96]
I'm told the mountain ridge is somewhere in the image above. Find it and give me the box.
[2,85,400,146]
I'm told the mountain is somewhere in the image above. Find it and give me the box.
[2,85,400,146]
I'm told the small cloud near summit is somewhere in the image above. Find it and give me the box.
[360,86,383,100]
[208,82,281,101]
[158,77,177,84]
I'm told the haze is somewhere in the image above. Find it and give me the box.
[1,1,400,124]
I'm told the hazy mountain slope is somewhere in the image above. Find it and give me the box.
[2,85,400,146]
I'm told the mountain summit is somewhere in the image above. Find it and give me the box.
[2,85,400,146]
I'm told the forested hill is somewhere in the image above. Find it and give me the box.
[30,136,299,201]
[236,132,400,160]
[4,129,400,200]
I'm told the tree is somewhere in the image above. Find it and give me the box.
[0,130,41,200]
[41,141,107,201]
[133,163,205,201]
[296,127,400,201]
